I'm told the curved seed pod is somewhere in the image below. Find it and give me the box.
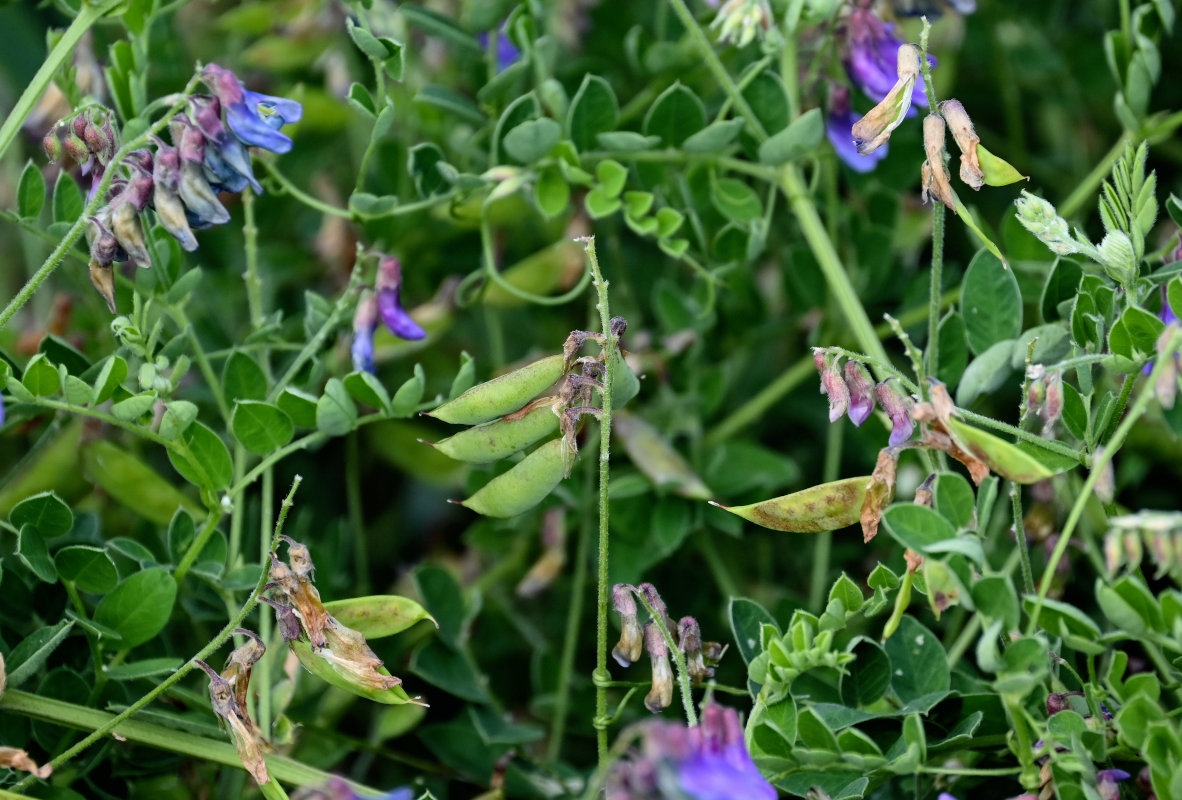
[428,354,564,425]
[945,418,1058,484]
[431,397,559,464]
[610,350,640,406]
[710,476,872,533]
[459,437,567,518]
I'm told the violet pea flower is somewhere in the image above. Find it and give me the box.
[352,292,378,374]
[846,9,935,113]
[375,256,427,341]
[201,63,303,154]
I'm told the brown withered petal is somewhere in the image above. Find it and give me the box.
[920,427,991,485]
[851,44,921,155]
[939,99,984,190]
[904,548,924,574]
[860,448,899,542]
[89,260,117,313]
[280,535,317,581]
[316,618,402,691]
[196,660,270,785]
[0,746,52,779]
[223,629,266,718]
[259,596,303,642]
[269,554,330,647]
[921,114,956,211]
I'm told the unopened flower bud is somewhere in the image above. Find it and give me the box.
[709,0,773,48]
[1123,530,1142,570]
[876,379,914,446]
[643,621,673,713]
[151,145,198,251]
[678,617,713,684]
[1104,531,1123,575]
[1097,231,1136,285]
[1046,692,1070,716]
[43,129,63,163]
[63,128,89,164]
[939,99,983,190]
[111,200,151,269]
[812,350,849,423]
[921,114,956,211]
[637,582,673,632]
[844,361,876,426]
[611,584,644,667]
[1148,530,1174,579]
[1040,371,1063,435]
[88,260,117,313]
[1014,191,1097,258]
[1094,448,1115,505]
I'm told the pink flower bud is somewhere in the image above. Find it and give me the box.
[844,361,876,426]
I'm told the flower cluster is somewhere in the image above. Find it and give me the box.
[351,255,427,374]
[44,64,301,312]
[707,0,773,48]
[812,348,915,446]
[606,702,776,800]
[611,583,723,713]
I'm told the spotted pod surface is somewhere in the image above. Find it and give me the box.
[711,476,873,533]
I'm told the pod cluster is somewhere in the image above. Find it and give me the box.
[611,582,723,714]
[43,64,301,312]
[428,321,639,518]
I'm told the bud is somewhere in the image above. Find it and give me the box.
[1094,448,1115,505]
[43,129,63,163]
[1040,371,1063,436]
[611,584,643,667]
[643,621,673,713]
[851,44,921,155]
[84,111,116,165]
[1104,530,1123,575]
[110,200,151,269]
[1014,191,1100,259]
[709,0,773,48]
[1148,529,1174,579]
[88,260,117,313]
[875,379,914,446]
[1122,530,1142,571]
[813,350,849,422]
[1046,692,1071,716]
[844,361,876,426]
[63,126,89,164]
[678,616,713,684]
[939,99,983,190]
[638,582,674,633]
[921,114,956,211]
[1153,324,1180,409]
[151,145,198,251]
[1097,231,1136,285]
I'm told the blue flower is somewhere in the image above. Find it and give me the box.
[352,292,378,374]
[189,95,260,194]
[201,63,302,154]
[846,9,934,114]
[375,257,427,341]
[607,703,775,800]
[478,23,522,73]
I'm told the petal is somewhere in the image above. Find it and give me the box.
[827,110,887,172]
[226,102,295,153]
[243,90,303,125]
[377,289,427,340]
[352,326,376,374]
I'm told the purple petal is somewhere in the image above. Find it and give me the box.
[377,288,427,340]
[352,326,376,373]
[225,102,295,153]
[827,110,887,172]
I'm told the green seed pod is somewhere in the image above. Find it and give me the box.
[611,350,640,406]
[710,476,872,533]
[459,437,567,518]
[428,354,564,425]
[430,397,560,464]
[613,410,710,499]
[945,418,1057,484]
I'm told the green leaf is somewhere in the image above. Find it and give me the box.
[682,119,745,154]
[1168,275,1182,319]
[83,439,203,525]
[346,81,376,117]
[62,375,93,406]
[758,108,823,165]
[1097,575,1163,635]
[91,355,128,404]
[954,196,1009,270]
[655,208,684,239]
[883,616,950,703]
[566,74,619,152]
[534,167,570,219]
[1040,258,1083,323]
[933,473,975,530]
[11,491,74,537]
[159,400,199,441]
[164,267,203,305]
[936,313,968,387]
[595,131,660,152]
[585,185,621,218]
[16,523,57,583]
[408,142,450,197]
[231,400,294,455]
[55,545,118,594]
[971,575,1019,629]
[741,71,790,137]
[52,172,83,224]
[316,378,358,436]
[882,504,958,554]
[346,17,388,60]
[22,353,60,396]
[729,597,779,666]
[169,422,233,491]
[502,118,561,164]
[348,192,399,218]
[324,595,437,638]
[961,250,1022,355]
[643,83,706,147]
[398,4,482,54]
[1061,383,1087,440]
[596,160,628,199]
[103,658,183,681]
[390,365,426,417]
[413,84,486,127]
[278,387,320,427]
[956,339,1015,407]
[6,621,74,689]
[222,351,268,405]
[94,567,177,648]
[1120,305,1166,355]
[711,178,762,223]
[110,392,157,422]
[448,353,475,400]
[840,637,892,707]
[18,160,46,219]
[343,372,392,415]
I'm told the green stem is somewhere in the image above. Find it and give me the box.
[479,213,593,306]
[261,160,457,220]
[1059,135,1132,220]
[0,0,121,164]
[1100,372,1136,445]
[174,511,227,583]
[11,477,303,792]
[230,431,327,497]
[242,190,264,331]
[957,408,1089,467]
[1026,331,1182,635]
[926,202,946,383]
[24,398,173,448]
[580,235,617,765]
[257,468,275,737]
[1011,482,1035,597]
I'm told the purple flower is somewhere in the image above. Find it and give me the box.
[827,85,886,172]
[375,257,427,341]
[607,703,776,800]
[876,379,915,446]
[352,292,378,374]
[1143,287,1179,375]
[478,23,522,73]
[189,95,260,194]
[201,63,302,154]
[846,9,934,113]
[1096,769,1130,800]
